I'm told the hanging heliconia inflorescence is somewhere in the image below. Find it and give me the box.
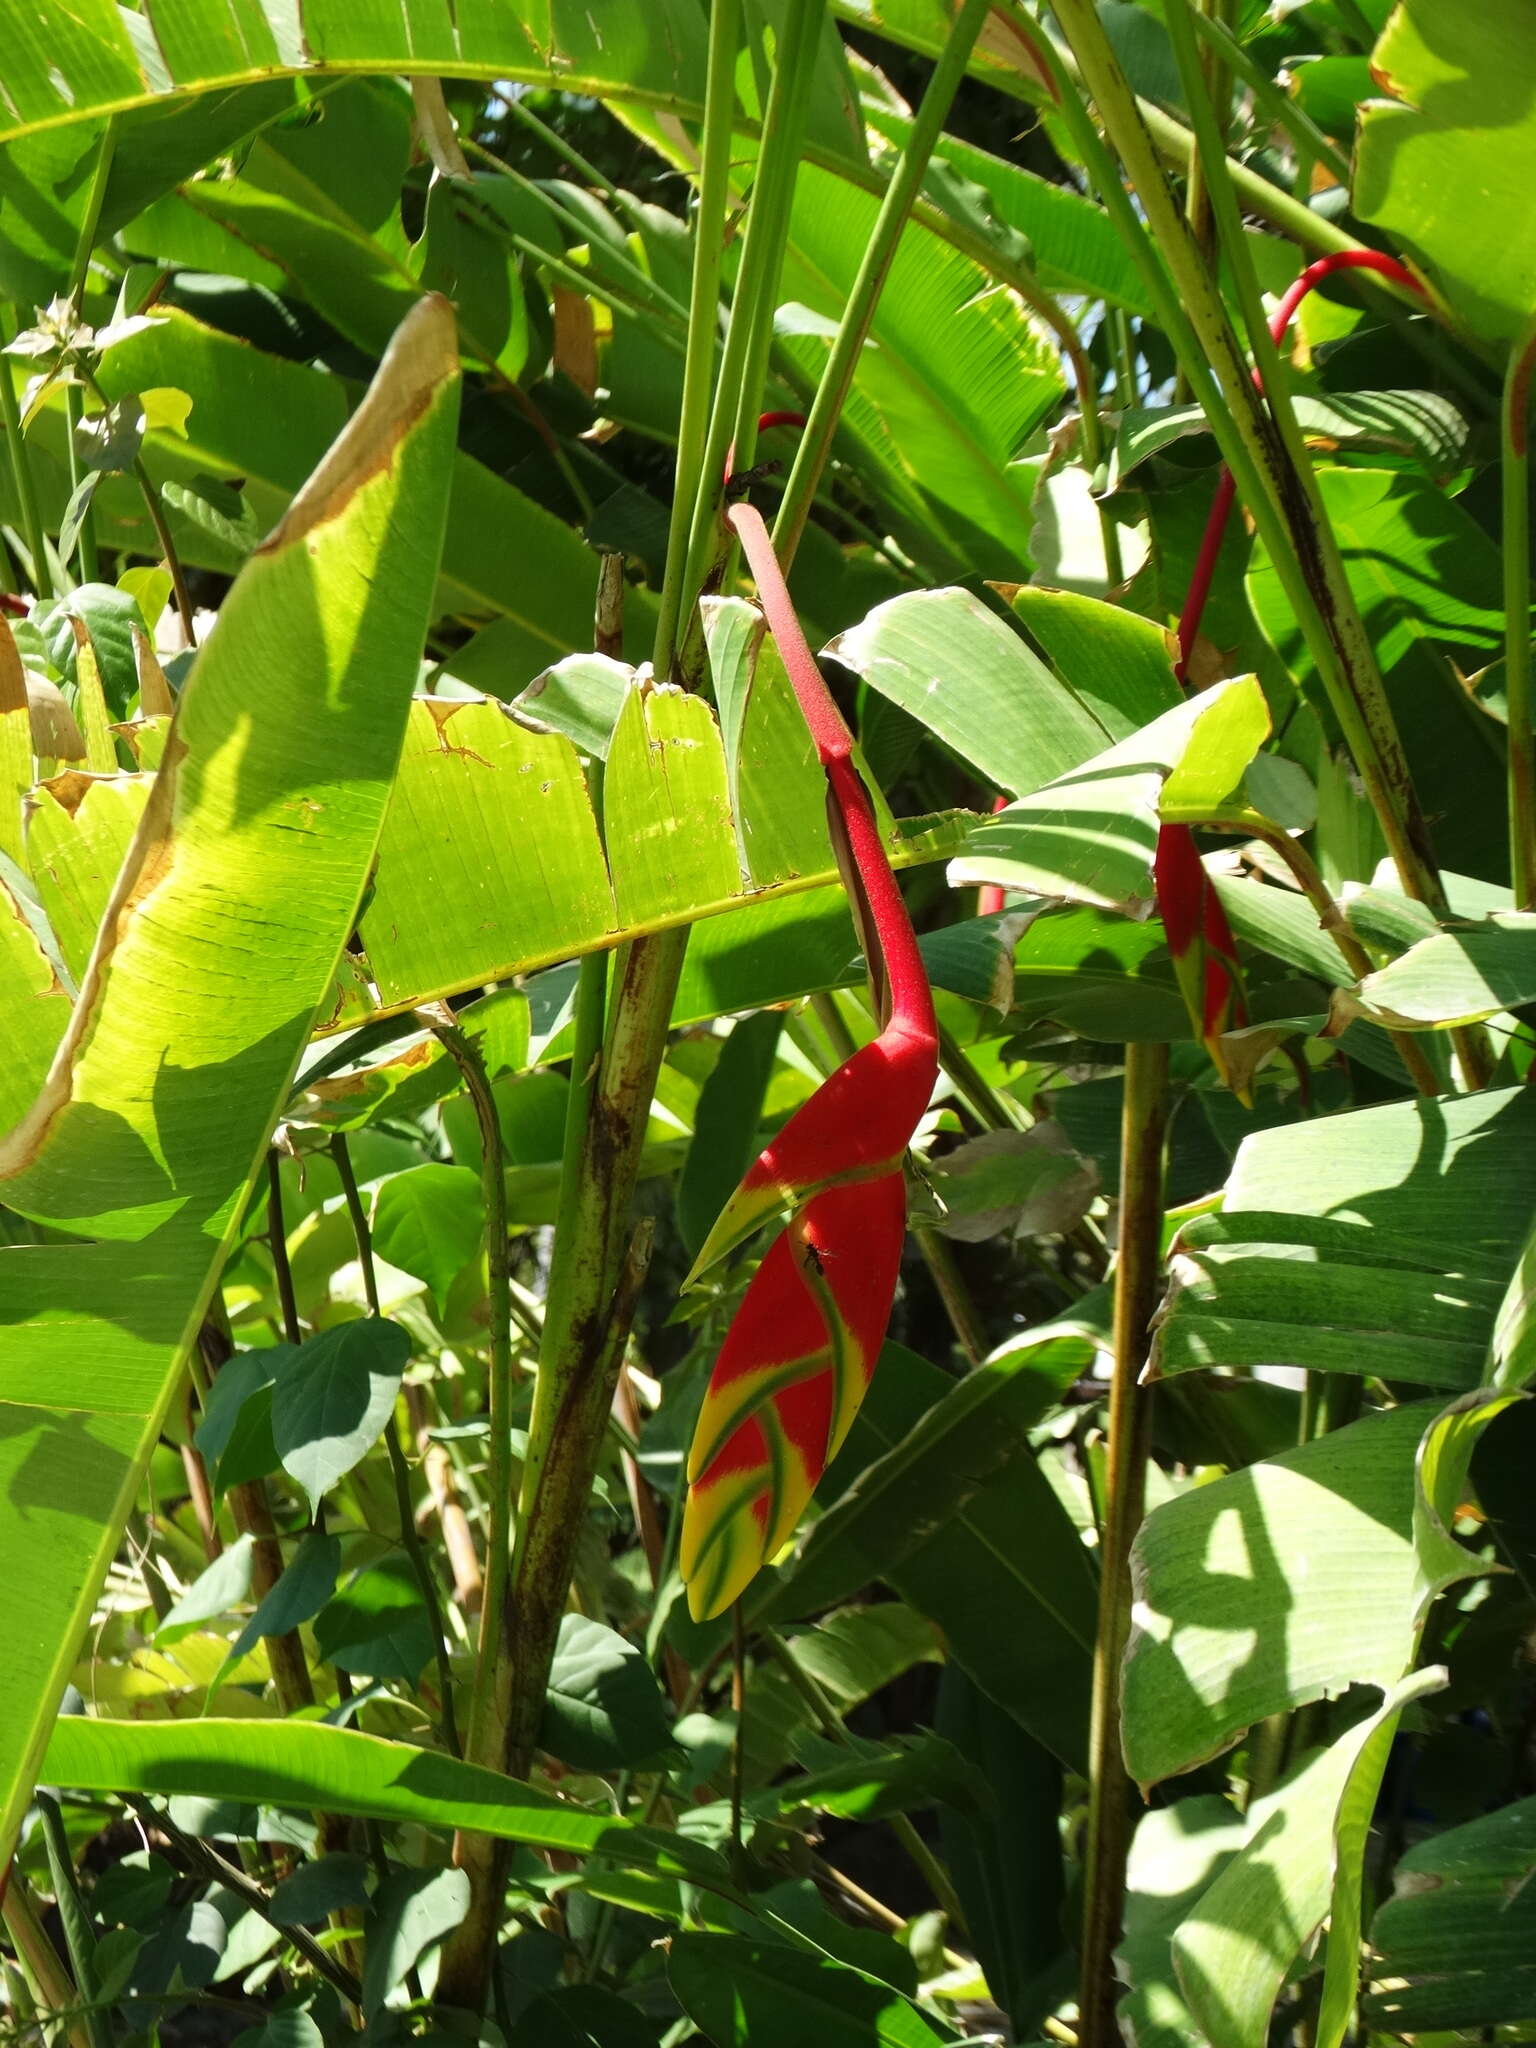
[1155,249,1427,1088]
[677,441,939,1622]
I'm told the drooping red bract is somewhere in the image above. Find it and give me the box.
[1154,821,1246,1084]
[678,473,937,1621]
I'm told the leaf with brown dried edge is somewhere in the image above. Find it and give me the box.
[0,295,462,1865]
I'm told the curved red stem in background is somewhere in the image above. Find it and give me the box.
[1175,249,1426,678]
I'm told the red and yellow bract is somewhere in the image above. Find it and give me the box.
[678,479,938,1622]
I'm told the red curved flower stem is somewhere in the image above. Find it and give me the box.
[1176,249,1426,678]
[726,492,938,1047]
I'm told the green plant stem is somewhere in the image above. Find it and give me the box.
[728,0,827,475]
[459,135,686,321]
[759,1624,971,1938]
[329,1133,462,1760]
[490,87,634,221]
[266,1150,302,1346]
[1079,1039,1168,2048]
[1177,806,1444,1097]
[771,0,991,571]
[131,1795,363,2008]
[1503,314,1536,909]
[426,1011,514,1758]
[0,319,51,596]
[35,1790,109,2048]
[682,0,823,615]
[131,456,197,644]
[1045,0,1493,1085]
[914,1225,988,1366]
[58,121,116,590]
[1,1869,94,2048]
[1185,4,1348,187]
[730,1601,748,1860]
[199,1312,316,1715]
[652,0,741,681]
[439,589,689,2014]
[934,1019,1027,1132]
[62,386,99,583]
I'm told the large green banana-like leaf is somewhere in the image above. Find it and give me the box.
[0,296,461,1862]
[1153,1084,1536,1395]
[21,631,971,1038]
[0,2,709,143]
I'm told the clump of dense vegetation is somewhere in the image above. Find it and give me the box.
[1,4,1534,2045]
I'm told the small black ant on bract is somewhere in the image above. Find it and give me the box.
[800,1239,833,1278]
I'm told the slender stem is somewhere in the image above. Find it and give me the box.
[771,0,991,571]
[62,387,98,584]
[130,1797,363,2008]
[1184,5,1349,187]
[490,88,634,219]
[652,0,740,680]
[728,0,827,477]
[131,458,197,646]
[67,119,116,313]
[760,1623,971,1935]
[328,1137,380,1316]
[330,1134,462,1759]
[0,319,51,596]
[730,1601,747,1860]
[1078,1040,1168,2048]
[914,1226,988,1366]
[1176,806,1443,1097]
[35,1792,110,2048]
[266,1151,302,1347]
[57,122,117,590]
[1,1870,94,2048]
[937,1019,1029,1131]
[459,136,686,321]
[426,1012,513,1740]
[682,0,822,614]
[199,1314,316,1715]
[1503,315,1536,909]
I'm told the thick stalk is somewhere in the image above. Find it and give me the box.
[1503,315,1536,908]
[439,668,688,2014]
[651,0,741,680]
[1079,1040,1168,2047]
[771,0,992,569]
[426,1014,512,1648]
[1,1871,93,2048]
[35,1792,109,2048]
